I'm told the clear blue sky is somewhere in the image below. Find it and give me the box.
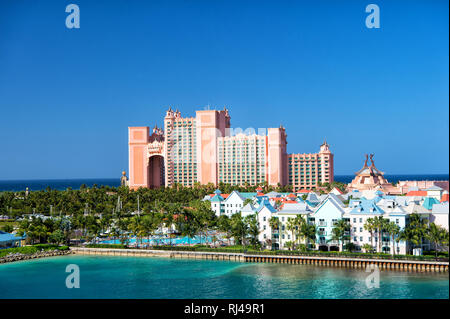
[0,0,448,180]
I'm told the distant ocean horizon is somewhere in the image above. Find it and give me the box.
[0,174,448,192]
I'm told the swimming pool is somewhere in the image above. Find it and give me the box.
[101,235,214,246]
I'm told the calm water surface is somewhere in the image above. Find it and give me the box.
[0,174,448,191]
[0,255,448,299]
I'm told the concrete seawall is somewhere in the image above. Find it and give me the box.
[70,247,244,262]
[70,247,449,272]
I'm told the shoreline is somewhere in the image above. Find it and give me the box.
[0,249,73,264]
[69,247,449,273]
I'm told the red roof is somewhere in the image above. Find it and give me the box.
[406,191,428,196]
[441,193,449,202]
[209,193,230,198]
[288,193,296,198]
[298,189,311,193]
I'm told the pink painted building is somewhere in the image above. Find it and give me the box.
[396,180,449,193]
[288,141,334,191]
[128,108,334,190]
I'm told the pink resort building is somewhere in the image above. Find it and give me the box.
[128,107,334,190]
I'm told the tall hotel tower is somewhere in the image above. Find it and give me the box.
[128,107,333,191]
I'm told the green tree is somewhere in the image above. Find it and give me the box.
[364,218,376,251]
[385,221,400,256]
[330,219,350,251]
[399,214,428,254]
[362,243,374,253]
[49,229,65,245]
[230,213,247,247]
[1,224,13,233]
[426,223,449,259]
[244,214,260,249]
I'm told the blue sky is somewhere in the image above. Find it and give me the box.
[0,0,448,180]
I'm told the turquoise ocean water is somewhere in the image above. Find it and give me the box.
[0,255,448,299]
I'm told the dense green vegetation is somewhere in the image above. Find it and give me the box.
[0,183,296,218]
[1,184,448,261]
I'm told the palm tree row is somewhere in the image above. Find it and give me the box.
[364,214,449,256]
[0,182,296,219]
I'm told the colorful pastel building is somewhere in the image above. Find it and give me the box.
[288,141,334,191]
[128,108,334,190]
[347,154,398,194]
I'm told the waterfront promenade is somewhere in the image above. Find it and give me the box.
[70,247,449,272]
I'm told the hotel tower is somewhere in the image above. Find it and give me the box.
[128,107,333,191]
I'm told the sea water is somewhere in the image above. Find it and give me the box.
[0,255,448,299]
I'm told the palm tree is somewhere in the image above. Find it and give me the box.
[244,214,260,249]
[364,218,375,252]
[268,216,280,249]
[301,223,317,251]
[426,223,449,259]
[217,215,231,245]
[129,215,143,247]
[230,213,247,247]
[385,221,400,256]
[285,241,294,251]
[400,214,428,254]
[372,216,386,253]
[330,219,350,251]
[110,226,120,245]
[286,217,298,250]
[362,243,373,253]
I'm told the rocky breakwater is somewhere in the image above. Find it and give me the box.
[0,249,73,264]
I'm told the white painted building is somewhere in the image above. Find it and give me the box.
[310,194,346,250]
[431,202,449,230]
[256,198,277,248]
[222,190,245,217]
[426,186,444,201]
[276,202,312,250]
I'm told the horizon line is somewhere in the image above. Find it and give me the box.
[1,173,449,183]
